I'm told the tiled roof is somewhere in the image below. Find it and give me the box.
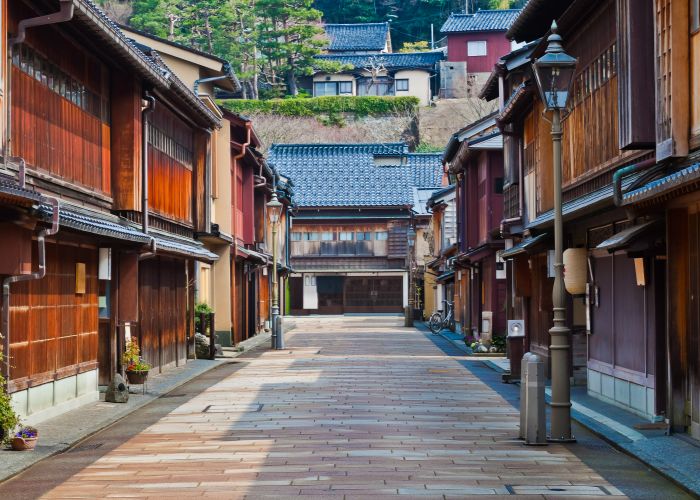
[623,163,700,205]
[440,9,520,33]
[315,51,444,71]
[268,143,443,208]
[413,187,445,216]
[325,23,389,52]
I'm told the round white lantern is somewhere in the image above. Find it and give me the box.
[563,248,588,295]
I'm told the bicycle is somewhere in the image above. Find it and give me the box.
[428,300,454,334]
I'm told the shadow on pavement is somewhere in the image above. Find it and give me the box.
[422,329,692,499]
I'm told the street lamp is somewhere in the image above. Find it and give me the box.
[532,21,577,442]
[405,226,417,327]
[267,191,284,349]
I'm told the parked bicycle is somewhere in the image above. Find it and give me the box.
[428,300,454,334]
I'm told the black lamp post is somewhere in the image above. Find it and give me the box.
[532,21,577,442]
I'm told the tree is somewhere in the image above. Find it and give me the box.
[399,41,430,53]
[255,0,333,96]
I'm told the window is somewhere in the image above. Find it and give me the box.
[339,232,354,241]
[305,232,320,241]
[338,81,353,94]
[314,81,353,96]
[494,177,504,194]
[375,231,388,240]
[356,232,372,241]
[304,276,316,286]
[321,232,335,241]
[358,78,394,96]
[467,41,487,57]
[291,232,303,241]
[314,81,337,96]
[395,79,409,92]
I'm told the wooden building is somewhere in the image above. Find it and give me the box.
[121,26,242,347]
[480,0,700,438]
[443,114,506,341]
[1,0,219,423]
[425,186,457,323]
[268,143,443,315]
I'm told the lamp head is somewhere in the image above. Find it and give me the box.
[532,21,578,111]
[267,192,283,224]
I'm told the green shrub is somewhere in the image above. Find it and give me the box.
[195,302,214,333]
[218,96,420,119]
[0,352,19,443]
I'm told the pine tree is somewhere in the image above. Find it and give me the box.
[255,0,333,96]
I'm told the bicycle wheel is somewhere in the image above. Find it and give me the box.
[428,313,443,334]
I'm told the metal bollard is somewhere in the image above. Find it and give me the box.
[275,316,284,349]
[519,352,534,440]
[525,354,547,445]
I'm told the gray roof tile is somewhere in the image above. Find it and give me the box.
[440,9,520,33]
[315,51,444,70]
[268,143,443,208]
[325,23,389,52]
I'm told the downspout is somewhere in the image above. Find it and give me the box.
[6,0,74,169]
[612,158,657,207]
[141,94,155,236]
[2,197,60,383]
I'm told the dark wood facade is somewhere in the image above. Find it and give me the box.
[0,0,219,422]
[481,0,700,438]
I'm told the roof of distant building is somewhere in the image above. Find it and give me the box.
[315,51,444,71]
[413,187,445,216]
[268,143,443,208]
[325,23,390,52]
[440,9,520,34]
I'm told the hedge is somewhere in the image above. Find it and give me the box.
[218,96,420,118]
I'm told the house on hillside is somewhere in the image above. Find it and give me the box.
[1,0,222,423]
[268,143,443,315]
[311,52,445,105]
[324,23,392,54]
[439,9,520,98]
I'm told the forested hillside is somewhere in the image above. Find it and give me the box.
[98,0,523,97]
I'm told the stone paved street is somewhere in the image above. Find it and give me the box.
[0,317,689,499]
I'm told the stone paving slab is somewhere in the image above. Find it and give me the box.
[0,332,271,483]
[0,317,690,499]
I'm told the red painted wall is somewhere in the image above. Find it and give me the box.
[446,32,511,73]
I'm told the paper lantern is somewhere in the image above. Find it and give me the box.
[563,248,588,295]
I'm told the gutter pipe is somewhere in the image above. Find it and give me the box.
[612,158,657,207]
[6,0,74,169]
[141,94,155,235]
[193,75,229,96]
[2,197,60,384]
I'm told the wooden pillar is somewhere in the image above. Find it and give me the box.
[667,208,689,430]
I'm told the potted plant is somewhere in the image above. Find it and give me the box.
[122,338,151,385]
[11,426,38,451]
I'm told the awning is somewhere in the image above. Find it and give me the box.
[501,233,550,259]
[596,220,661,252]
[527,173,644,230]
[38,203,151,244]
[0,179,42,207]
[435,270,455,283]
[154,234,219,262]
[623,162,700,205]
[236,245,269,264]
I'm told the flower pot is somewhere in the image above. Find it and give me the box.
[11,436,38,451]
[126,370,148,385]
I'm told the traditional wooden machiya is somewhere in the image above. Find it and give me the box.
[269,143,443,315]
[0,0,220,423]
[480,0,700,439]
